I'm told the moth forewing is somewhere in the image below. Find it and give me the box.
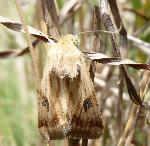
[69,62,104,139]
[38,34,104,141]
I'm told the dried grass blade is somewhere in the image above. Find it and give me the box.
[42,0,60,39]
[85,52,150,71]
[117,67,150,146]
[108,0,128,56]
[0,16,54,43]
[15,0,40,86]
[0,39,39,59]
[121,67,143,106]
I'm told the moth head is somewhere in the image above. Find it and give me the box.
[70,34,80,48]
[60,34,80,48]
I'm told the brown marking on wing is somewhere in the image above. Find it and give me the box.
[41,96,49,111]
[39,119,48,127]
[72,115,103,128]
[49,74,64,136]
[70,75,82,115]
[65,77,73,99]
[56,75,60,98]
[69,113,104,139]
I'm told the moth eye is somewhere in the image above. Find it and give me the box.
[83,98,93,111]
[72,35,80,48]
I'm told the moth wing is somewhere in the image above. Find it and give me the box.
[38,73,67,140]
[67,58,104,139]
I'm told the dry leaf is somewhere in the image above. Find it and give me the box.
[121,66,143,106]
[85,52,150,71]
[0,39,39,58]
[0,16,55,43]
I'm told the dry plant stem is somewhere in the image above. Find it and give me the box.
[15,0,40,86]
[100,0,121,57]
[36,0,48,36]
[117,104,139,146]
[117,68,124,132]
[134,21,150,36]
[128,35,150,50]
[100,2,124,136]
[42,0,60,39]
[82,139,88,146]
[68,139,80,146]
[0,39,40,58]
[100,1,146,145]
[94,6,101,31]
[108,0,127,57]
[79,5,85,49]
[89,6,101,83]
[128,35,150,55]
[108,0,127,36]
[117,69,150,146]
[92,6,101,53]
[66,17,75,34]
[35,0,47,77]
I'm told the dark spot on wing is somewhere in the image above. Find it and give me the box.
[83,98,93,111]
[41,97,49,110]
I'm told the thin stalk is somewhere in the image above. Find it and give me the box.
[15,0,40,87]
[68,139,80,146]
[82,139,88,146]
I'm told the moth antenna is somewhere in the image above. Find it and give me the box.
[76,24,122,36]
[76,29,118,36]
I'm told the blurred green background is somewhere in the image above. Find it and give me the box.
[0,1,39,146]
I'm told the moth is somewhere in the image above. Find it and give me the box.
[38,34,104,142]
